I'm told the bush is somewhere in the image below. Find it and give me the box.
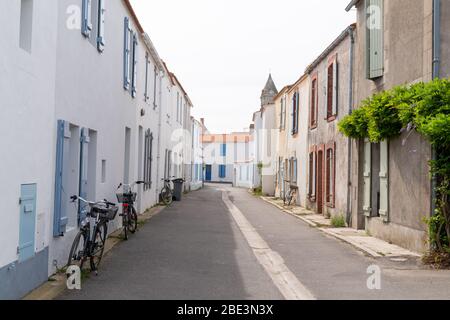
[331,215,346,228]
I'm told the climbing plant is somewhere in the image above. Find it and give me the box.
[338,78,450,254]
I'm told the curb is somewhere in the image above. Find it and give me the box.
[23,205,166,300]
[259,196,415,259]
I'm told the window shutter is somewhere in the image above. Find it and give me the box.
[293,159,298,184]
[82,0,92,37]
[53,120,70,237]
[78,128,90,224]
[367,0,384,78]
[379,140,389,221]
[149,132,154,188]
[363,139,372,216]
[97,0,106,51]
[131,33,138,98]
[325,65,329,118]
[145,54,150,102]
[332,57,338,116]
[123,17,130,90]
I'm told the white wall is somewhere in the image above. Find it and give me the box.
[0,0,58,270]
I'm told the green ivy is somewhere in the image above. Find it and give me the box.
[338,78,450,253]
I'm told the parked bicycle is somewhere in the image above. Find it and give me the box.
[116,181,145,240]
[160,177,175,206]
[68,195,118,274]
[283,185,298,206]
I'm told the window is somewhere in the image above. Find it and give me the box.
[220,144,227,157]
[310,76,318,128]
[292,92,299,135]
[176,92,180,122]
[19,0,33,53]
[326,57,338,120]
[82,0,105,52]
[101,160,106,183]
[219,165,226,178]
[123,17,137,96]
[366,0,384,79]
[308,148,317,201]
[144,130,153,191]
[325,143,336,207]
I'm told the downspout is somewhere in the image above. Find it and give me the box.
[431,0,441,219]
[155,71,163,204]
[346,26,355,227]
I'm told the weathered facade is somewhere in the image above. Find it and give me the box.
[305,25,355,220]
[346,0,450,252]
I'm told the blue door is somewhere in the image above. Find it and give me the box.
[205,165,212,181]
[19,184,37,263]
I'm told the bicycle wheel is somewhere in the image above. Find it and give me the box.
[122,207,129,240]
[161,187,173,205]
[68,230,87,271]
[90,222,107,272]
[127,206,138,234]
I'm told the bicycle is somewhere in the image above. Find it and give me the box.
[67,195,118,274]
[160,177,175,206]
[116,180,145,240]
[284,185,298,206]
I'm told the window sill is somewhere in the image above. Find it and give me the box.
[326,115,337,123]
[310,125,317,131]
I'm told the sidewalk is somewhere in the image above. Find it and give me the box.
[23,205,166,300]
[260,196,421,259]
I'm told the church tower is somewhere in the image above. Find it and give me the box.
[260,74,278,107]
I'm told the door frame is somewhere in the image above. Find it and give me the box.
[316,144,325,215]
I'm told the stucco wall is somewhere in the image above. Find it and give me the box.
[440,0,450,78]
[307,33,352,219]
[352,0,433,252]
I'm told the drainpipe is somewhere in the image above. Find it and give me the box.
[346,27,355,227]
[155,71,163,204]
[431,0,441,219]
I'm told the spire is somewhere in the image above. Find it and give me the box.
[261,73,278,106]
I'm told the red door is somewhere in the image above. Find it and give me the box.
[317,150,324,214]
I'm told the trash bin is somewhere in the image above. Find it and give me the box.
[172,178,185,201]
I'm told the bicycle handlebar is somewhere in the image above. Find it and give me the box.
[70,195,115,207]
[117,180,146,190]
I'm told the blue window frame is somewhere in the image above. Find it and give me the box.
[219,165,226,178]
[220,144,227,157]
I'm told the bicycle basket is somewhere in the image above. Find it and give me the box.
[93,205,119,221]
[116,192,137,203]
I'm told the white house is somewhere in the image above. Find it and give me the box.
[0,0,200,299]
[190,118,205,191]
[0,0,58,299]
[202,132,253,187]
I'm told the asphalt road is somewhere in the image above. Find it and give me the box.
[60,184,450,300]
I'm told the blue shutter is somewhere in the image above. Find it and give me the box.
[53,120,69,237]
[131,33,138,98]
[81,0,92,37]
[123,17,130,90]
[78,128,90,224]
[145,53,150,102]
[97,0,106,51]
[19,184,37,263]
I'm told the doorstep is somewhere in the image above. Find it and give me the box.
[260,196,421,259]
[22,205,166,300]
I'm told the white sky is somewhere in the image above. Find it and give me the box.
[130,0,356,133]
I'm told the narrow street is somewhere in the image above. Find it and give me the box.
[60,185,450,300]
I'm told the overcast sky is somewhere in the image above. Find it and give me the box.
[130,0,356,133]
